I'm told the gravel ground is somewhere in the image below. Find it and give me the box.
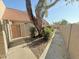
[45,32,68,59]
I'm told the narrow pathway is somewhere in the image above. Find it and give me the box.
[7,43,37,59]
[45,32,67,59]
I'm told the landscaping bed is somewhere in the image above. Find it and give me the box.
[9,26,55,58]
[28,38,48,58]
[28,26,55,58]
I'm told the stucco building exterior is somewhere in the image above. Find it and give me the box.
[0,0,34,57]
[0,0,49,58]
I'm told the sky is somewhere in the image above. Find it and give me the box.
[3,0,79,24]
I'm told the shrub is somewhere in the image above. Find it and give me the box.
[46,26,54,32]
[30,27,36,38]
[42,26,54,41]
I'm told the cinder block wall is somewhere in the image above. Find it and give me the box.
[58,25,71,49]
[69,24,79,59]
[55,24,79,59]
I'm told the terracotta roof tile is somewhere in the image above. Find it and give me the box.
[2,8,31,23]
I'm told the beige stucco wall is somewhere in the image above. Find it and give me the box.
[0,0,6,19]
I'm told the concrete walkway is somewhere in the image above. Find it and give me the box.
[6,43,37,59]
[45,32,67,59]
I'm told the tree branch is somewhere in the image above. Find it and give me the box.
[46,0,59,9]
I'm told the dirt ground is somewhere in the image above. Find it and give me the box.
[28,38,48,59]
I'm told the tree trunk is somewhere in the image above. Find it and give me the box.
[25,0,42,34]
[25,0,59,34]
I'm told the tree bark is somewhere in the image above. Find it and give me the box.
[25,0,59,34]
[25,0,42,34]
